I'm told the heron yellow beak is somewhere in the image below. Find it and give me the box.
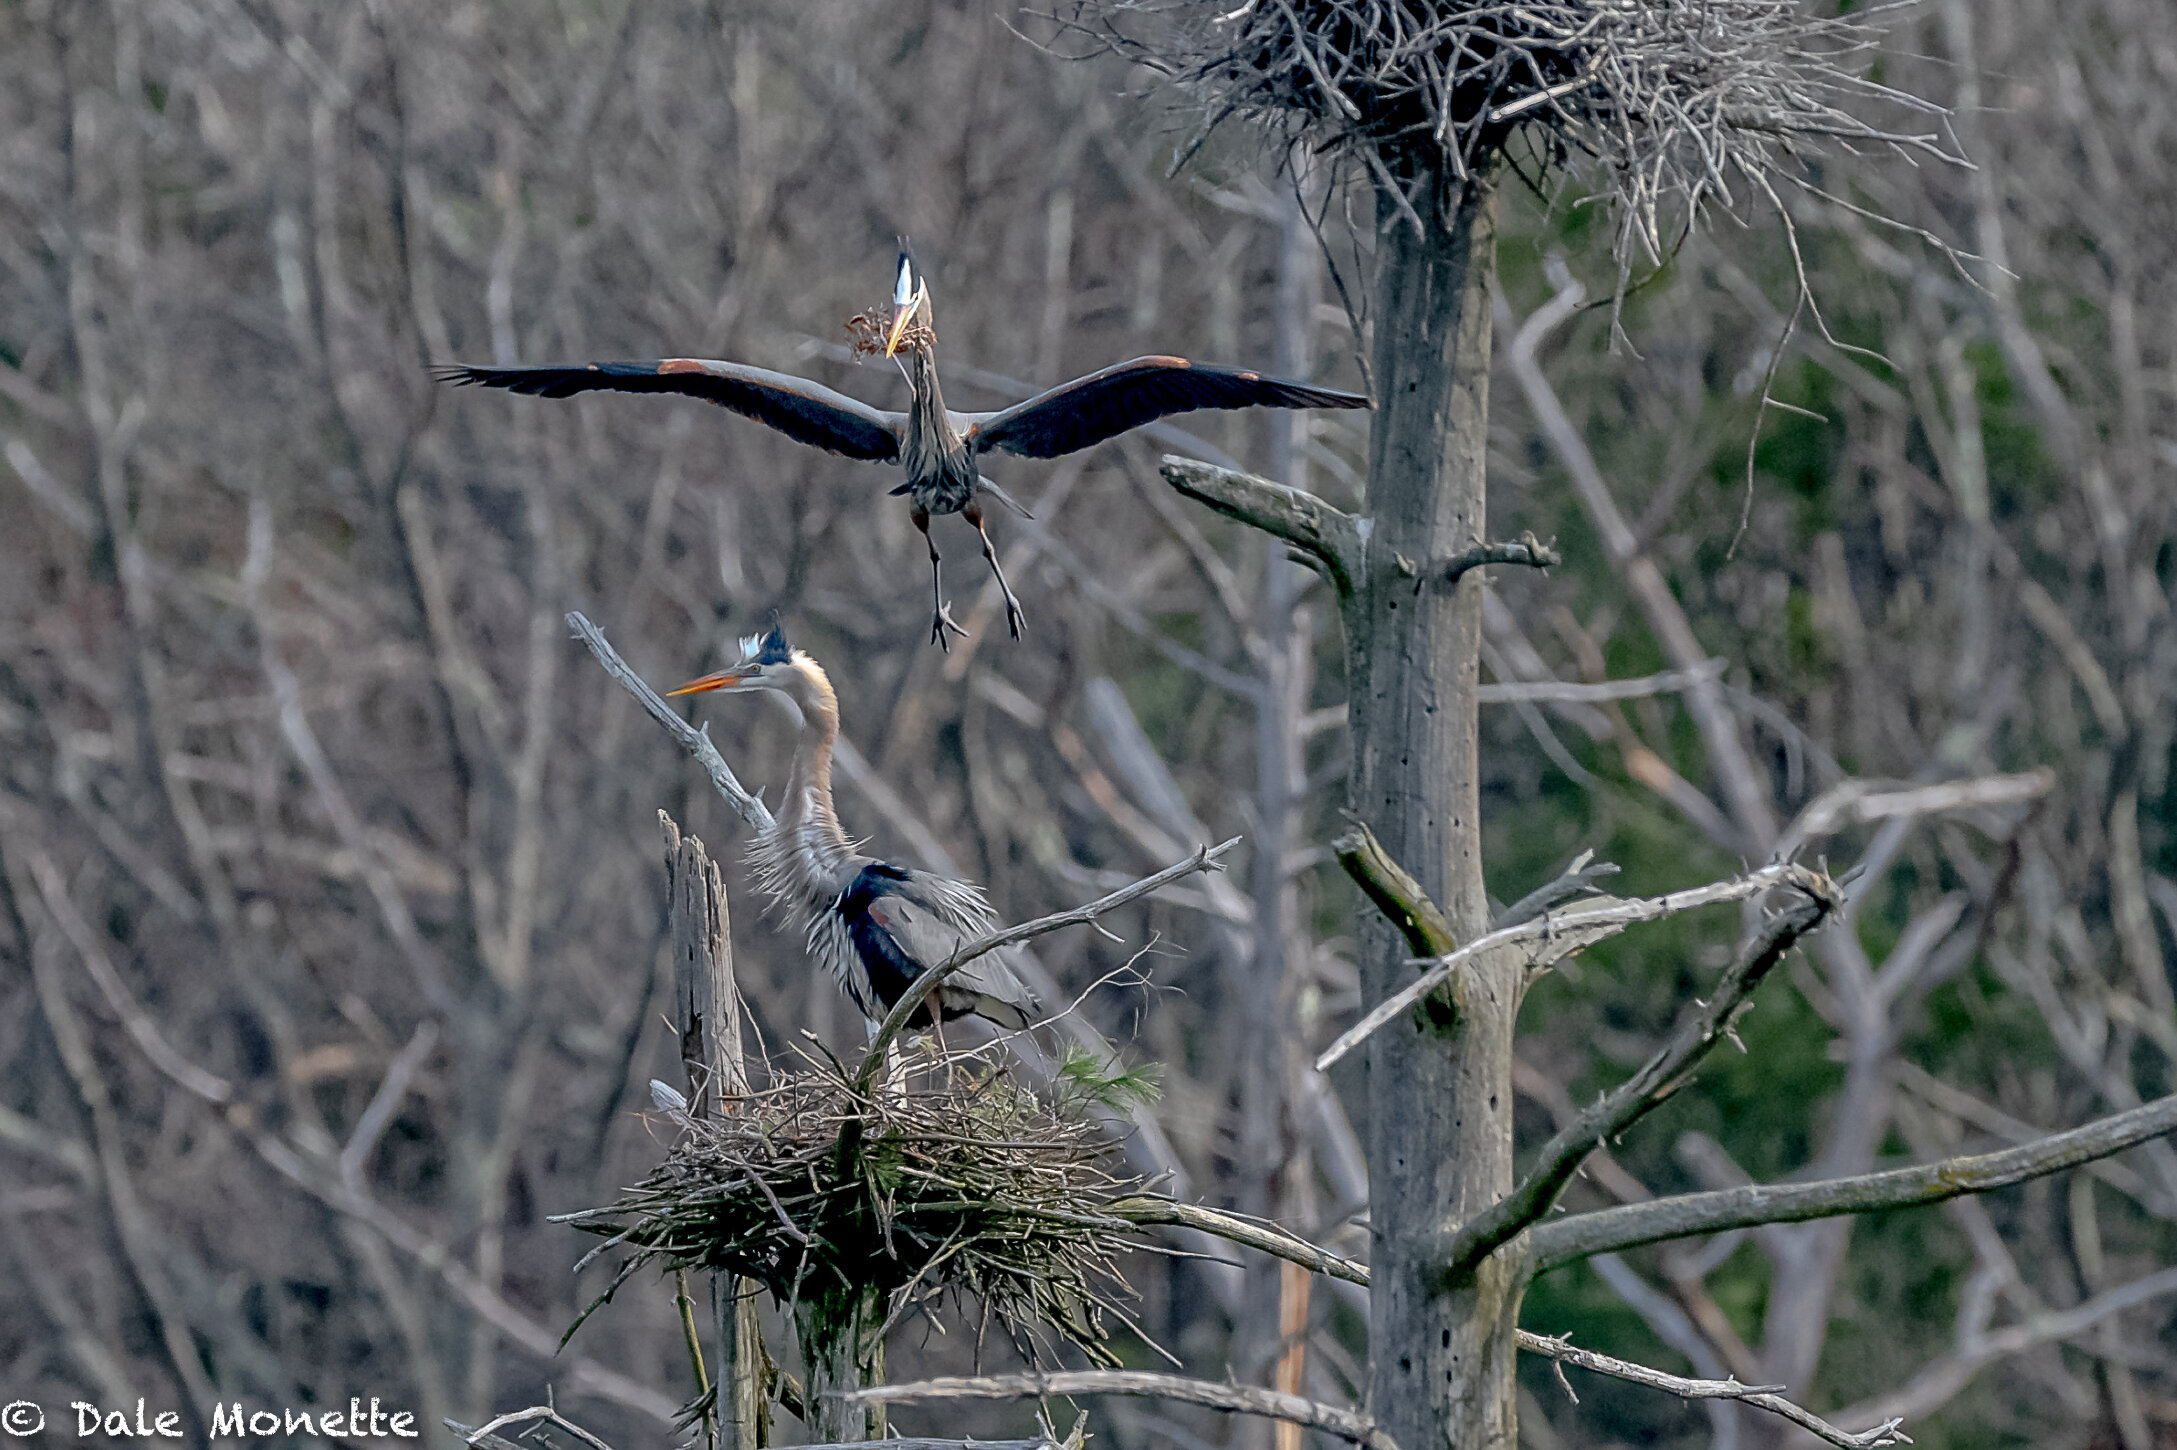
[884,284,927,357]
[666,668,752,696]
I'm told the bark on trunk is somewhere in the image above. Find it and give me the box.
[796,1286,888,1443]
[1350,161,1524,1450]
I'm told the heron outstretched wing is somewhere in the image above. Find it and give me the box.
[966,355,1369,461]
[436,359,904,462]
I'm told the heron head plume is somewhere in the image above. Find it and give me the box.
[666,624,800,697]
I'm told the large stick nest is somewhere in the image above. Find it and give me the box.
[1060,1,1952,257]
[558,1049,1153,1364]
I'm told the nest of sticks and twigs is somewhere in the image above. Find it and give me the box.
[558,1045,1158,1365]
[1059,0,1952,260]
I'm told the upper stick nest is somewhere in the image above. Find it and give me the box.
[1062,0,1952,258]
[559,1047,1152,1364]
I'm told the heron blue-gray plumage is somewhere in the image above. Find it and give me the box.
[437,251,1370,647]
[664,625,1034,1034]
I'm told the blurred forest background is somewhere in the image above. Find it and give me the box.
[2,2,2175,1447]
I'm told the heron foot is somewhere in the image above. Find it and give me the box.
[1002,593,1026,641]
[930,601,970,650]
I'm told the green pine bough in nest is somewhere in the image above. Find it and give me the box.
[554,1046,1165,1366]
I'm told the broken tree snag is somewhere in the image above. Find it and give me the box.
[659,813,764,1450]
[1428,533,1560,592]
[1159,455,1363,598]
[1334,822,1458,958]
[662,812,748,1114]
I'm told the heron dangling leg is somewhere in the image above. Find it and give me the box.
[913,505,969,651]
[964,502,1026,641]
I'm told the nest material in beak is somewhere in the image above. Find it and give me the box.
[845,302,935,360]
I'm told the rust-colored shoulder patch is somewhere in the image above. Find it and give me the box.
[658,358,707,374]
[1237,370,1260,382]
[1141,355,1190,369]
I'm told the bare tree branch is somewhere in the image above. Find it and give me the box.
[1110,1198,1369,1285]
[1531,1092,2177,1270]
[1334,821,1457,957]
[1519,1334,1909,1449]
[1117,1203,1914,1449]
[842,1371,1397,1450]
[1478,659,1726,706]
[26,850,236,1106]
[566,611,771,831]
[1809,1265,2177,1445]
[1492,851,1623,930]
[1432,534,1560,589]
[1317,864,1831,1071]
[1291,661,1730,721]
[1159,456,1362,596]
[1772,770,2054,862]
[1443,872,1838,1274]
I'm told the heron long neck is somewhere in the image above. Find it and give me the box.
[904,347,964,466]
[752,659,857,919]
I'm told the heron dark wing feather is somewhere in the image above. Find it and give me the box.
[966,355,1370,460]
[861,892,1035,1019]
[435,360,903,462]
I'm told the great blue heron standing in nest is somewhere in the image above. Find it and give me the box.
[439,251,1370,648]
[667,623,1035,1037]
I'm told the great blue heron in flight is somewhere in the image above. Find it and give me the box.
[667,624,1035,1034]
[438,252,1370,648]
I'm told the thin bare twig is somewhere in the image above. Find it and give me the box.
[1492,851,1622,930]
[1817,1265,2177,1441]
[452,1406,619,1450]
[448,1405,1071,1450]
[1503,269,1779,851]
[26,850,236,1106]
[842,1371,1396,1450]
[339,1021,441,1193]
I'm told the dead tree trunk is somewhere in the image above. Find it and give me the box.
[1160,159,1518,1448]
[1350,163,1521,1450]
[663,814,767,1450]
